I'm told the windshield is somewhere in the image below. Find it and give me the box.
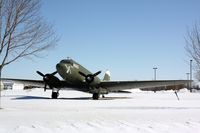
[60,59,73,65]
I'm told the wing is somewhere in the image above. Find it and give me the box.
[1,78,44,88]
[1,78,89,91]
[100,80,189,92]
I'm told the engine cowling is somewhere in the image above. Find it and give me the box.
[78,71,101,84]
[36,71,60,91]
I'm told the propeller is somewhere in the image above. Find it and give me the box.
[36,71,45,77]
[78,71,101,84]
[36,71,58,91]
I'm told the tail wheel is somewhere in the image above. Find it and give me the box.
[92,93,99,100]
[51,92,59,99]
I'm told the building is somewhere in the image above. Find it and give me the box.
[1,80,24,90]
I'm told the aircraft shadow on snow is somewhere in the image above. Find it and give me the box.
[10,96,200,110]
[12,95,50,100]
[12,95,131,100]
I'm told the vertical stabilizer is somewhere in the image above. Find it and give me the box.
[103,70,110,81]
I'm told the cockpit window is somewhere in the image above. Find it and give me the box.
[60,59,73,65]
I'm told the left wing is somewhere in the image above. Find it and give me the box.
[100,80,189,92]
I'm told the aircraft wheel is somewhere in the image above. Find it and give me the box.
[51,92,58,99]
[92,93,99,100]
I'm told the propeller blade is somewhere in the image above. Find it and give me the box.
[51,71,57,75]
[93,71,101,77]
[36,71,45,77]
[79,71,101,84]
[79,71,87,77]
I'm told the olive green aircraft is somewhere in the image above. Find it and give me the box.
[3,58,189,100]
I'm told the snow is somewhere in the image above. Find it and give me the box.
[0,89,200,133]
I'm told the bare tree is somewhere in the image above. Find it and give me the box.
[185,22,200,81]
[0,0,57,108]
[0,0,57,75]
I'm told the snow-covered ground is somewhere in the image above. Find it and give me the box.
[0,89,200,133]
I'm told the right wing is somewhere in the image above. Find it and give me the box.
[1,78,44,88]
[1,78,88,91]
[100,80,189,92]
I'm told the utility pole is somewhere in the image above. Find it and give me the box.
[190,60,193,92]
[153,67,158,80]
[186,73,190,90]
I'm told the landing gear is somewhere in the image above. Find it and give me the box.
[51,92,59,99]
[92,93,100,100]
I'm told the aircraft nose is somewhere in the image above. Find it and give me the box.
[56,63,63,70]
[56,63,66,75]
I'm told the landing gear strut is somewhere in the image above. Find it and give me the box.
[51,92,59,99]
[92,93,99,100]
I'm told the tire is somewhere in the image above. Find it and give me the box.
[51,92,58,99]
[92,93,99,100]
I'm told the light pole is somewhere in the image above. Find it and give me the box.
[153,67,158,80]
[186,73,190,90]
[190,60,193,92]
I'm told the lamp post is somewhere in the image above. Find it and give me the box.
[190,60,193,92]
[153,67,158,80]
[186,73,190,90]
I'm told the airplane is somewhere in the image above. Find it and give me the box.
[2,58,189,100]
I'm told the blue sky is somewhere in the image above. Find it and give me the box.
[2,0,200,80]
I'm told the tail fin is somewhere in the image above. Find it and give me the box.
[103,70,110,81]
